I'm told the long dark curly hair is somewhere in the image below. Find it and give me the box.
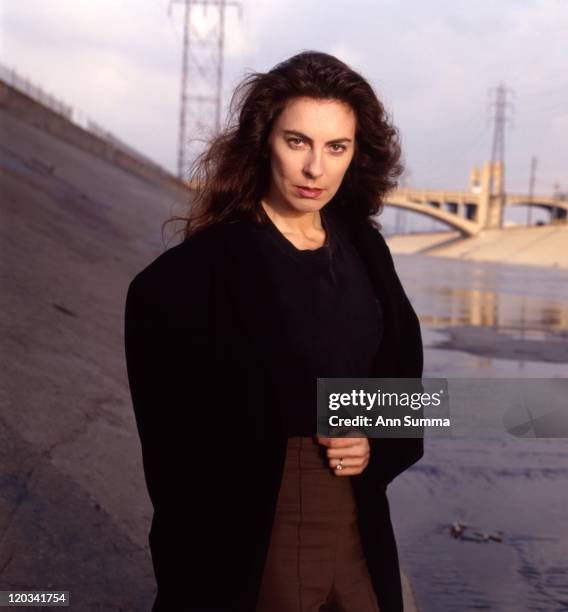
[167,50,403,240]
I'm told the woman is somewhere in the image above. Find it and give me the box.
[124,51,423,612]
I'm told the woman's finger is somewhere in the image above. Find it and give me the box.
[331,460,370,477]
[328,456,368,470]
[326,439,369,459]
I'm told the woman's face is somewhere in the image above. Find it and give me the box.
[264,96,356,214]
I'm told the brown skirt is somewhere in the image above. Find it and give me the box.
[255,436,381,612]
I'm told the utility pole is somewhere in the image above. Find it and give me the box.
[396,168,411,234]
[487,82,514,228]
[526,156,537,226]
[169,0,242,180]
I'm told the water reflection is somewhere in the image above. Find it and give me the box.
[388,254,568,612]
[418,288,568,332]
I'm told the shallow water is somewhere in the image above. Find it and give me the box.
[389,255,568,612]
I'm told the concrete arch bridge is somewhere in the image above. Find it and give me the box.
[385,162,567,237]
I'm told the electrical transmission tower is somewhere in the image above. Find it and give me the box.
[487,82,514,228]
[169,0,242,180]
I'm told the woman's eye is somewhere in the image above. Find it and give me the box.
[288,137,304,147]
[286,138,346,153]
[330,144,346,153]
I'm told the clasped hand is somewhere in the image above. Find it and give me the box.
[315,433,371,476]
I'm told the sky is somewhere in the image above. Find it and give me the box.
[2,0,567,197]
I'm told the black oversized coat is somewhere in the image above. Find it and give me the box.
[124,212,424,612]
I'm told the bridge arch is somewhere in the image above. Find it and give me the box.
[505,197,568,214]
[383,197,480,236]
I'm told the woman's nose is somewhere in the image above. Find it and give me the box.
[303,150,324,179]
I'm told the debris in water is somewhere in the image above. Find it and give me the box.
[449,521,503,543]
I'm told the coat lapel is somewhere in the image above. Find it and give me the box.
[218,220,293,435]
[347,221,402,375]
[348,219,423,378]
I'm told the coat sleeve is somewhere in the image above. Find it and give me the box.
[124,268,250,610]
[124,272,214,509]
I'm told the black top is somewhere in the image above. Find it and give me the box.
[251,208,384,436]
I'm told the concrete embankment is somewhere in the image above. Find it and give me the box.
[386,225,568,269]
[402,571,420,611]
[0,102,188,609]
